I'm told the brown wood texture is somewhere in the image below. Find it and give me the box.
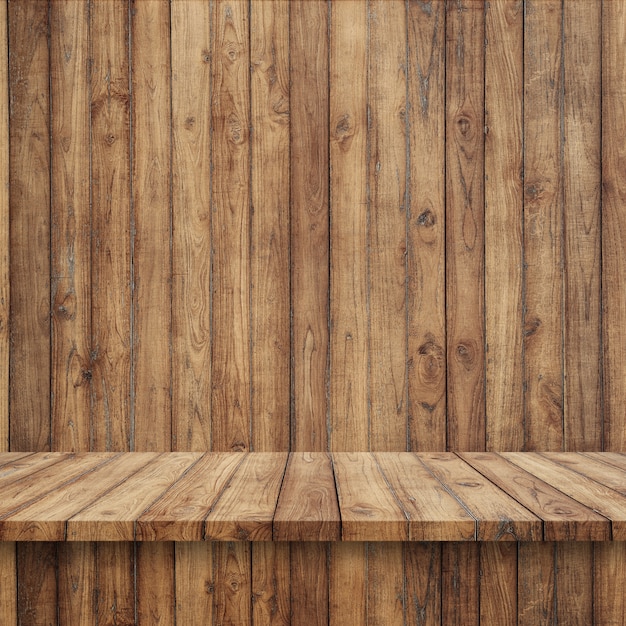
[0,0,7,451]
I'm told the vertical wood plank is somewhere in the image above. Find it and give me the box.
[214,541,251,626]
[252,542,290,626]
[556,542,592,626]
[523,0,563,451]
[95,543,135,626]
[290,0,329,452]
[137,543,175,625]
[210,0,251,453]
[563,0,602,451]
[131,0,172,451]
[405,542,442,626]
[0,543,17,626]
[406,0,446,452]
[8,0,51,458]
[480,542,517,626]
[175,543,214,626]
[329,0,368,452]
[330,542,366,626]
[602,0,626,452]
[50,0,91,452]
[0,0,8,449]
[445,0,485,451]
[484,0,524,451]
[441,543,479,626]
[291,542,329,626]
[250,0,290,453]
[368,0,407,452]
[90,0,131,452]
[17,542,58,626]
[368,542,404,626]
[594,542,626,626]
[518,542,555,625]
[171,0,212,452]
[58,543,96,626]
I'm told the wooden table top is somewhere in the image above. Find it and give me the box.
[0,451,624,542]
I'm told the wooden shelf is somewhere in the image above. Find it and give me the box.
[0,451,623,542]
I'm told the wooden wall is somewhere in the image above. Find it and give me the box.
[2,0,626,623]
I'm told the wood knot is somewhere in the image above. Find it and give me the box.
[455,115,472,137]
[455,341,476,369]
[524,317,541,337]
[417,209,436,228]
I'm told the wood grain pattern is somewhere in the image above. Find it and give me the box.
[175,543,214,626]
[523,0,564,451]
[137,542,175,625]
[445,0,485,451]
[484,0,523,451]
[290,0,329,452]
[50,0,91,452]
[603,0,626,452]
[405,542,442,626]
[329,0,368,453]
[214,541,251,626]
[250,0,290,453]
[441,543,479,626]
[368,542,404,626]
[131,0,172,452]
[479,543,517,626]
[251,542,290,626]
[171,0,212,453]
[90,0,131,453]
[556,542,593,626]
[95,542,135,626]
[58,542,96,626]
[330,542,366,626]
[17,542,58,626]
[594,542,626,626]
[407,0,446,452]
[0,543,16,626]
[518,542,555,625]
[291,542,329,626]
[0,0,8,451]
[368,0,407,452]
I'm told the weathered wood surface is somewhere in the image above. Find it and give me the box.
[0,452,623,542]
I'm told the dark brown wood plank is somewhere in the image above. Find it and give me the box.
[252,542,290,626]
[556,542,592,626]
[368,542,404,626]
[68,452,201,541]
[136,453,244,541]
[0,543,17,626]
[374,452,475,541]
[407,0,447,453]
[0,453,156,541]
[480,543,517,626]
[9,0,51,454]
[58,543,96,626]
[174,543,214,626]
[332,452,408,541]
[504,452,626,539]
[205,452,288,541]
[17,542,58,626]
[594,542,626,625]
[137,542,175,625]
[368,0,408,452]
[95,543,135,626]
[291,543,329,626]
[518,542,555,625]
[250,0,290,453]
[214,541,251,626]
[330,542,366,626]
[459,452,609,541]
[419,453,541,541]
[523,0,564,450]
[441,543,479,626]
[329,0,369,453]
[273,452,340,541]
[405,542,442,626]
[445,0,485,451]
[484,0,524,451]
[290,0,329,452]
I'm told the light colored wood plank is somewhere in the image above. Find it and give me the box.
[523,0,563,450]
[594,542,626,626]
[214,542,251,626]
[95,543,134,626]
[0,542,17,626]
[441,543,479,626]
[137,453,244,541]
[250,0,290,453]
[0,0,8,451]
[291,543,329,626]
[407,0,446,452]
[252,542,290,626]
[332,452,407,541]
[445,0,485,451]
[205,452,287,541]
[58,543,96,626]
[459,452,609,541]
[0,452,66,486]
[8,0,51,453]
[484,0,524,451]
[17,543,58,626]
[504,452,626,539]
[171,0,212,452]
[563,0,602,451]
[0,453,156,541]
[419,452,541,541]
[479,543,517,626]
[0,453,117,520]
[210,0,251,452]
[584,452,626,472]
[90,0,131,452]
[518,542,555,625]
[274,452,339,541]
[368,542,404,626]
[375,452,475,541]
[330,542,366,626]
[137,542,174,625]
[50,0,91,452]
[290,0,329,452]
[556,542,592,626]
[68,452,202,540]
[368,0,407,452]
[329,0,369,452]
[0,452,32,466]
[131,0,172,451]
[603,0,626,452]
[405,542,441,626]
[175,543,214,626]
